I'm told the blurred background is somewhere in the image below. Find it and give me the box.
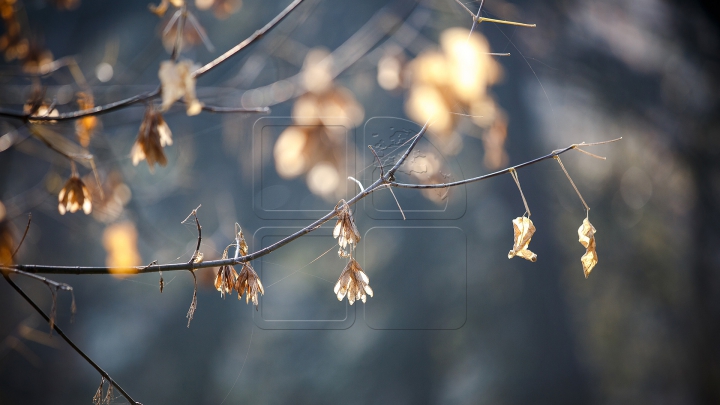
[1,0,719,403]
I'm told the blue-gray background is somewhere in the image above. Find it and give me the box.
[1,0,719,404]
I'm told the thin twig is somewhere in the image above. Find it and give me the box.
[387,186,406,220]
[385,120,430,179]
[170,4,188,61]
[368,145,385,177]
[182,205,203,266]
[348,177,365,193]
[11,213,31,258]
[10,138,620,276]
[509,168,531,217]
[192,0,305,78]
[554,156,590,213]
[476,16,536,28]
[182,206,202,326]
[2,273,140,405]
[0,88,160,122]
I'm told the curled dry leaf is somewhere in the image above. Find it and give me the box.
[334,257,373,305]
[158,59,202,116]
[214,264,238,298]
[131,105,173,172]
[58,175,92,215]
[578,218,598,278]
[92,377,104,405]
[75,92,99,147]
[0,202,14,266]
[235,222,248,257]
[507,216,537,262]
[333,199,360,255]
[236,263,264,309]
[149,0,183,17]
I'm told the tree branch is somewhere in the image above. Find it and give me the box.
[192,0,305,79]
[2,273,141,405]
[9,139,603,276]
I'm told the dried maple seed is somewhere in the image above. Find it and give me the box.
[236,263,264,309]
[507,216,537,262]
[214,264,238,298]
[58,174,92,215]
[333,199,360,255]
[578,218,598,278]
[75,92,98,147]
[131,105,173,171]
[334,257,373,305]
[158,59,202,115]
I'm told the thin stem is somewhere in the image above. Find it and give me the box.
[509,168,531,217]
[387,186,406,220]
[391,144,576,189]
[192,0,304,79]
[385,120,430,179]
[11,213,31,258]
[554,156,590,213]
[0,88,160,122]
[8,139,605,276]
[477,17,536,28]
[2,274,140,405]
[170,5,187,61]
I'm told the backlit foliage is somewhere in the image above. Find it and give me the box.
[131,105,173,171]
[578,218,598,278]
[507,216,537,262]
[334,257,373,305]
[102,222,141,275]
[404,28,502,155]
[58,173,92,215]
[274,49,364,199]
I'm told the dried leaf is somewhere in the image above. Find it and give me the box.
[131,105,173,172]
[507,216,537,262]
[333,200,360,256]
[214,265,238,298]
[235,223,248,257]
[235,263,264,309]
[334,257,373,305]
[58,175,92,215]
[75,92,99,147]
[0,203,15,266]
[186,270,198,327]
[103,383,113,405]
[158,59,202,116]
[578,218,598,278]
[92,377,105,405]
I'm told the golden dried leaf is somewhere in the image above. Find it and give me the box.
[235,263,264,309]
[158,59,202,116]
[333,199,360,255]
[75,92,99,147]
[508,216,537,262]
[58,175,92,215]
[149,0,182,16]
[214,265,238,298]
[102,222,141,276]
[0,202,14,266]
[334,257,372,305]
[131,105,173,171]
[235,223,249,257]
[578,218,598,278]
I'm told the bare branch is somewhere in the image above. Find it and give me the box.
[385,120,430,179]
[2,273,141,405]
[7,136,619,277]
[0,88,160,122]
[11,213,31,258]
[192,0,305,79]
